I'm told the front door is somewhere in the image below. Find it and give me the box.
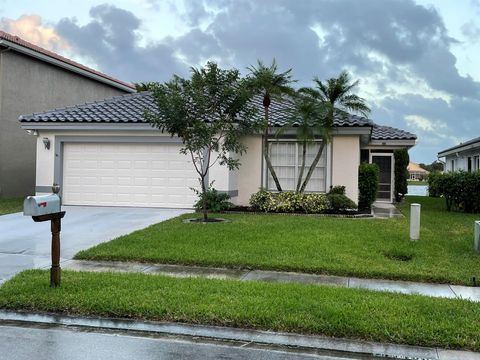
[371,154,393,202]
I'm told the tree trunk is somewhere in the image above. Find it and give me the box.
[201,176,208,221]
[296,140,307,192]
[263,105,282,191]
[299,142,325,193]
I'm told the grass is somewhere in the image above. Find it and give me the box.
[0,197,23,215]
[1,269,480,351]
[407,180,428,185]
[76,196,480,285]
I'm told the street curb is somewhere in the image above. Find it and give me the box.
[1,310,478,360]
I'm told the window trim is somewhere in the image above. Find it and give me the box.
[263,139,330,192]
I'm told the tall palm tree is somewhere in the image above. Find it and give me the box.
[247,59,296,191]
[278,92,328,192]
[298,71,370,193]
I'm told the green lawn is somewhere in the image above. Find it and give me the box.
[76,196,480,285]
[0,197,23,215]
[1,270,479,351]
[408,180,428,185]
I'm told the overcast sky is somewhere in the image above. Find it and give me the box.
[1,0,479,163]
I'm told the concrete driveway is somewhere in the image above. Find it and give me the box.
[0,206,190,283]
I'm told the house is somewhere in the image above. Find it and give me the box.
[0,31,135,198]
[407,162,429,180]
[438,137,480,172]
[19,91,416,208]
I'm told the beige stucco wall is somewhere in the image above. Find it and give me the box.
[236,135,262,205]
[331,135,360,203]
[0,50,129,198]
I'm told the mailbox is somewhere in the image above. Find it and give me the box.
[24,194,61,217]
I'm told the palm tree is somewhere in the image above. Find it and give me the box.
[298,71,370,193]
[278,92,328,192]
[247,59,296,191]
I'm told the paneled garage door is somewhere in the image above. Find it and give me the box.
[62,142,198,208]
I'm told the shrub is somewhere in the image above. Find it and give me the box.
[427,171,480,213]
[394,149,409,202]
[301,193,328,213]
[193,187,233,212]
[358,162,379,210]
[249,190,328,213]
[328,185,346,195]
[249,189,276,212]
[327,193,357,213]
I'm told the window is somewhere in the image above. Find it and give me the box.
[474,156,480,171]
[267,141,327,192]
[451,159,455,172]
[468,157,472,172]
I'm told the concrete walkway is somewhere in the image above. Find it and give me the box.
[0,207,190,284]
[0,310,477,360]
[63,260,480,302]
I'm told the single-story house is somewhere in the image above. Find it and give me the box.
[19,91,416,208]
[438,137,480,172]
[407,162,429,180]
[0,31,135,198]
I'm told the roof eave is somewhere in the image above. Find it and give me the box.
[438,141,480,158]
[0,39,136,93]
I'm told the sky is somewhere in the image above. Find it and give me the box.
[1,0,479,163]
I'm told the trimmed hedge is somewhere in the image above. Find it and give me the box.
[427,171,480,213]
[193,187,233,212]
[358,162,379,210]
[394,149,409,202]
[249,189,357,214]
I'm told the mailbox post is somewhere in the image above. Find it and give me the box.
[24,185,65,287]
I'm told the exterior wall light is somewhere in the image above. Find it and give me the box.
[43,137,51,150]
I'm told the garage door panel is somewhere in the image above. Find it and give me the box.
[63,142,198,208]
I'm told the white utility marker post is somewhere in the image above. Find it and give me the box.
[410,203,421,241]
[475,221,480,253]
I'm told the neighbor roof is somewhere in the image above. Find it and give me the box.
[438,136,480,157]
[19,91,374,128]
[371,125,417,141]
[0,31,135,92]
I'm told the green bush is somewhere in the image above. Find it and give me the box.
[427,171,480,213]
[249,190,328,213]
[358,162,379,210]
[394,149,409,202]
[328,185,346,195]
[327,193,357,213]
[193,187,233,212]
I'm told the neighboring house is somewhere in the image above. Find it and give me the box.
[407,162,429,180]
[438,137,480,172]
[0,31,135,198]
[19,92,416,208]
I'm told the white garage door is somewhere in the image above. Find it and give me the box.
[62,142,199,208]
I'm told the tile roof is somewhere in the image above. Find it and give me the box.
[0,30,135,91]
[371,125,417,140]
[19,91,374,128]
[438,136,480,155]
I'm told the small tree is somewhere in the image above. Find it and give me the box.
[394,149,409,202]
[279,92,329,192]
[298,71,370,192]
[247,59,296,191]
[145,62,259,221]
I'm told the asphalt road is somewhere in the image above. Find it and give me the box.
[0,323,356,360]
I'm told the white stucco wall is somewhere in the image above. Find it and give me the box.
[331,135,360,203]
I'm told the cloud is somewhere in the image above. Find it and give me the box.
[0,14,70,52]
[405,115,446,132]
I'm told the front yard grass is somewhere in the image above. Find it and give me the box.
[75,196,480,285]
[1,269,479,351]
[0,197,23,215]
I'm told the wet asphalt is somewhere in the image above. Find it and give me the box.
[0,323,354,360]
